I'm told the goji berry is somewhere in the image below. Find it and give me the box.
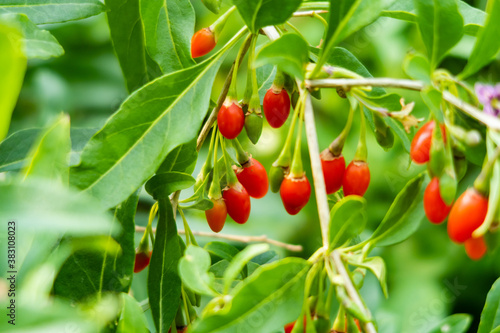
[133,251,152,273]
[191,28,216,58]
[410,121,446,164]
[447,188,488,243]
[205,198,227,232]
[263,87,291,128]
[280,174,311,215]
[218,101,245,139]
[423,177,453,224]
[465,236,487,260]
[342,161,370,197]
[320,150,345,195]
[222,183,251,224]
[234,158,269,198]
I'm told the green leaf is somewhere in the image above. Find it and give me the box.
[346,255,388,298]
[255,34,309,80]
[426,314,472,333]
[0,0,106,24]
[53,192,139,301]
[328,196,367,250]
[179,245,218,296]
[201,0,221,14]
[414,0,464,69]
[478,277,500,333]
[23,114,71,184]
[460,0,500,79]
[190,258,310,333]
[0,22,26,142]
[106,0,162,93]
[233,0,303,33]
[70,34,241,209]
[222,244,270,292]
[0,127,97,173]
[157,139,198,174]
[145,171,195,199]
[117,293,149,333]
[148,198,182,333]
[140,0,195,75]
[204,241,239,263]
[382,1,486,36]
[403,53,431,83]
[0,179,113,236]
[0,13,64,59]
[369,173,426,246]
[322,0,397,59]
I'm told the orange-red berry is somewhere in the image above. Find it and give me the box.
[191,28,216,58]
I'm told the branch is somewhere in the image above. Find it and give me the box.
[306,77,500,130]
[303,93,331,249]
[331,250,377,333]
[135,226,303,252]
[293,10,328,17]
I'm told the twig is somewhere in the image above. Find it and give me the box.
[306,78,500,130]
[135,226,303,252]
[331,250,377,333]
[306,77,424,91]
[293,10,328,17]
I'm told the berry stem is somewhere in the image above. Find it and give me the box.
[274,93,304,167]
[178,207,198,247]
[290,111,305,178]
[474,142,500,196]
[354,105,368,162]
[328,102,355,156]
[273,68,286,91]
[232,138,249,165]
[209,6,236,40]
[208,130,222,199]
[221,134,239,186]
[332,306,346,332]
[229,33,253,99]
[248,35,261,112]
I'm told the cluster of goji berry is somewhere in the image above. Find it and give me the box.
[411,120,490,260]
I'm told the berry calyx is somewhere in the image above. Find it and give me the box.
[320,149,346,195]
[263,86,291,128]
[447,188,488,243]
[133,251,152,273]
[234,157,269,198]
[465,236,487,260]
[205,198,227,232]
[342,161,370,197]
[222,183,251,224]
[423,177,453,224]
[280,174,311,215]
[218,100,245,139]
[191,28,216,58]
[410,121,446,164]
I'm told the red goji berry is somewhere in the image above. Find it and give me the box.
[410,121,446,164]
[342,161,370,197]
[447,188,488,243]
[263,87,291,128]
[191,28,216,58]
[218,101,245,139]
[205,198,227,232]
[234,158,269,198]
[280,174,311,215]
[222,183,251,224]
[423,177,453,224]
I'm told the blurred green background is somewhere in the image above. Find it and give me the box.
[8,0,500,332]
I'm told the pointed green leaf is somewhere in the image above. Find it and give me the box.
[0,127,97,173]
[0,0,106,24]
[117,293,149,333]
[414,0,464,69]
[426,314,472,333]
[382,1,486,36]
[478,277,500,333]
[460,0,500,79]
[223,244,270,292]
[140,0,195,74]
[145,171,195,199]
[201,0,221,14]
[233,0,303,33]
[204,241,239,263]
[369,173,426,246]
[106,0,162,92]
[190,258,310,333]
[148,198,182,333]
[255,34,309,80]
[0,22,26,141]
[70,35,242,209]
[346,255,388,298]
[157,139,198,174]
[53,192,139,301]
[179,245,218,297]
[329,196,367,250]
[23,114,71,184]
[1,13,64,59]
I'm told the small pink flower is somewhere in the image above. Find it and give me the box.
[475,83,500,116]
